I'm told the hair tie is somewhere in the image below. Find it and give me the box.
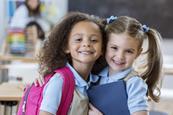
[106,16,117,24]
[141,25,149,32]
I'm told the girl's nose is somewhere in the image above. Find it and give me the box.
[82,39,90,47]
[117,51,124,60]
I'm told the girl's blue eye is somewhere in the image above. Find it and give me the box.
[126,50,134,54]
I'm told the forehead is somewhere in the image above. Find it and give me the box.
[70,21,101,35]
[28,0,38,3]
[108,33,140,49]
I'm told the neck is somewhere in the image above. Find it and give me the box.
[72,62,94,81]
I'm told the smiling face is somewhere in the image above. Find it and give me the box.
[106,33,142,75]
[25,25,38,43]
[65,21,103,67]
[27,0,39,10]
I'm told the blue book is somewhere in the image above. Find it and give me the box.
[87,80,130,115]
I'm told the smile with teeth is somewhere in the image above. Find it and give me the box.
[112,59,125,65]
[79,51,94,55]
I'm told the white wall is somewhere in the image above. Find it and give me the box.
[8,62,39,84]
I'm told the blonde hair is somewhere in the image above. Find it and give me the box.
[105,16,163,102]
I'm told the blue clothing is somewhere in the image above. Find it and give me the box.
[40,63,97,114]
[97,67,148,114]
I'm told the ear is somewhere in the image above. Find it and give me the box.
[64,48,70,54]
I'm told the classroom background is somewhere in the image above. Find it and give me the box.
[0,0,172,115]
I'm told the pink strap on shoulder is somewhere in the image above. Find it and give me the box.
[55,66,75,115]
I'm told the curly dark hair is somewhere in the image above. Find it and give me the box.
[38,12,107,76]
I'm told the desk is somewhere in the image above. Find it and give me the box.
[0,82,24,115]
[0,54,37,83]
[0,55,37,63]
[0,82,24,101]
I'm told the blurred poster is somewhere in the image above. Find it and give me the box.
[41,0,68,24]
[7,0,24,23]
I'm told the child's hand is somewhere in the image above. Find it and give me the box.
[89,103,103,115]
[34,75,45,86]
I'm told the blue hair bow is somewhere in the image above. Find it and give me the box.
[141,25,149,32]
[106,16,117,24]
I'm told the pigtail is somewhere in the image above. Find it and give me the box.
[141,28,163,102]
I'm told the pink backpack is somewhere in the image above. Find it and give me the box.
[17,66,75,115]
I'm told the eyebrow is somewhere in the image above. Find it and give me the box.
[126,48,135,52]
[110,43,136,51]
[71,33,100,37]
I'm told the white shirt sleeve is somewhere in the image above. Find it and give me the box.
[10,5,29,29]
[40,73,63,114]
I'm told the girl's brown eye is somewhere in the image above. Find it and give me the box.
[91,39,98,43]
[73,36,82,42]
[89,36,97,42]
[111,46,118,50]
[75,38,82,42]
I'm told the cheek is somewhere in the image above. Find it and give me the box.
[105,50,113,61]
[106,47,114,56]
[127,56,136,65]
[95,43,103,53]
[64,44,71,54]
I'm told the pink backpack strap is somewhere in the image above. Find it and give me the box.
[20,73,54,115]
[55,66,75,115]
